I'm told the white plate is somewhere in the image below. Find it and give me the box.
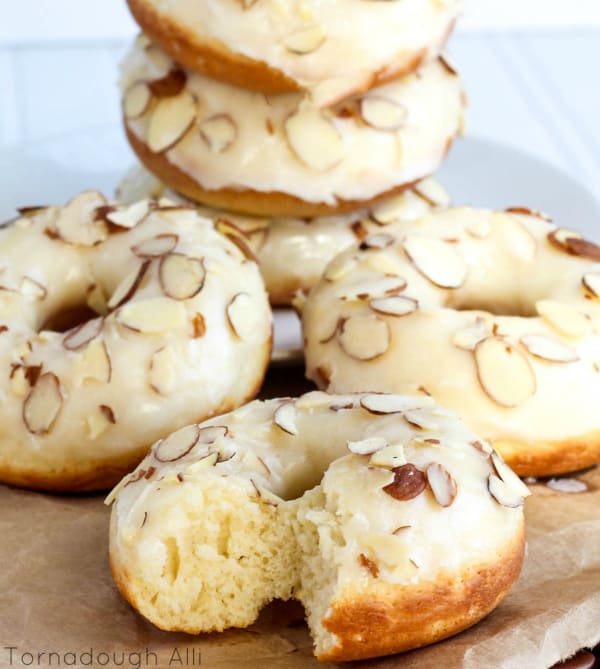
[2,128,599,362]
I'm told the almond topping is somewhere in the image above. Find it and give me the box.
[369,295,418,317]
[369,444,407,469]
[107,261,151,310]
[56,191,108,246]
[427,463,457,507]
[403,409,440,431]
[520,335,579,363]
[106,200,151,228]
[155,425,200,462]
[582,272,600,299]
[63,317,103,351]
[506,207,552,222]
[359,234,395,250]
[147,91,197,153]
[452,318,490,351]
[339,276,406,301]
[283,25,326,54]
[116,298,187,333]
[475,337,536,407]
[536,300,592,338]
[158,253,205,301]
[284,110,344,171]
[20,277,47,301]
[548,229,600,260]
[226,293,260,340]
[337,315,390,361]
[123,82,152,119]
[382,464,427,501]
[360,394,433,415]
[198,426,228,445]
[273,401,298,436]
[76,339,112,383]
[360,96,407,131]
[149,346,177,395]
[404,236,467,289]
[358,554,379,578]
[23,373,63,435]
[347,437,387,455]
[131,233,179,258]
[323,255,358,282]
[413,178,451,209]
[199,114,238,154]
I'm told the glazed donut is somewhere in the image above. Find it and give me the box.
[0,192,271,492]
[126,0,461,106]
[120,38,465,217]
[117,165,451,305]
[108,391,528,662]
[300,206,600,477]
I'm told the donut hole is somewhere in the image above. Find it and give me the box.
[41,303,100,333]
[447,294,538,318]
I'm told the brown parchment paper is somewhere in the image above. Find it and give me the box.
[1,365,599,669]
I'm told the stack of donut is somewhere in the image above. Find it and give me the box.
[118,0,466,305]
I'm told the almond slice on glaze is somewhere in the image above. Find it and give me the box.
[475,337,536,407]
[520,335,579,363]
[116,298,186,333]
[107,261,151,310]
[382,464,427,501]
[198,426,228,445]
[547,228,600,260]
[360,96,407,131]
[506,206,552,222]
[323,255,359,282]
[123,82,153,119]
[159,254,205,300]
[413,178,451,209]
[23,372,63,435]
[154,424,200,462]
[63,317,103,351]
[56,191,108,246]
[149,345,177,395]
[273,401,298,436]
[147,91,197,153]
[360,394,433,415]
[76,339,112,383]
[488,452,531,507]
[359,234,396,250]
[452,318,491,351]
[20,277,47,301]
[582,272,600,298]
[403,409,440,431]
[427,463,457,507]
[403,236,468,289]
[106,200,151,228]
[226,293,260,340]
[347,436,388,455]
[131,233,179,258]
[369,443,407,469]
[199,114,238,153]
[337,315,390,361]
[283,25,326,54]
[339,276,407,302]
[284,110,344,171]
[369,295,418,317]
[536,300,592,338]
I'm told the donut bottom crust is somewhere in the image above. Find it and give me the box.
[126,0,436,100]
[496,430,600,478]
[126,127,432,218]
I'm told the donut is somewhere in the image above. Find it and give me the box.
[126,0,461,106]
[0,192,271,492]
[120,37,465,217]
[107,391,528,662]
[300,206,600,477]
[117,165,451,305]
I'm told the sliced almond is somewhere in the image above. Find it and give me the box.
[23,373,63,435]
[107,261,150,310]
[359,234,395,250]
[382,464,427,501]
[86,405,115,439]
[546,477,588,494]
[582,272,600,298]
[360,394,433,415]
[347,436,387,455]
[154,424,200,462]
[186,451,219,473]
[369,295,418,317]
[323,254,358,282]
[369,444,407,469]
[199,114,238,153]
[147,91,197,153]
[488,474,525,508]
[521,335,579,363]
[548,229,600,260]
[370,192,428,225]
[86,283,108,316]
[360,96,407,131]
[148,69,186,98]
[63,317,103,351]
[116,298,186,333]
[471,439,493,456]
[413,178,451,209]
[426,463,457,507]
[159,253,205,300]
[506,206,552,222]
[403,409,440,431]
[337,315,390,361]
[404,236,468,289]
[56,191,108,246]
[295,391,334,410]
[452,318,490,351]
[283,25,326,54]
[198,425,228,445]
[536,300,592,338]
[284,110,344,171]
[106,200,151,228]
[339,276,406,302]
[20,277,47,301]
[273,401,298,436]
[475,337,536,407]
[131,233,179,258]
[226,293,261,340]
[10,366,30,399]
[76,339,112,383]
[123,81,152,119]
[149,346,177,395]
[358,553,379,578]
